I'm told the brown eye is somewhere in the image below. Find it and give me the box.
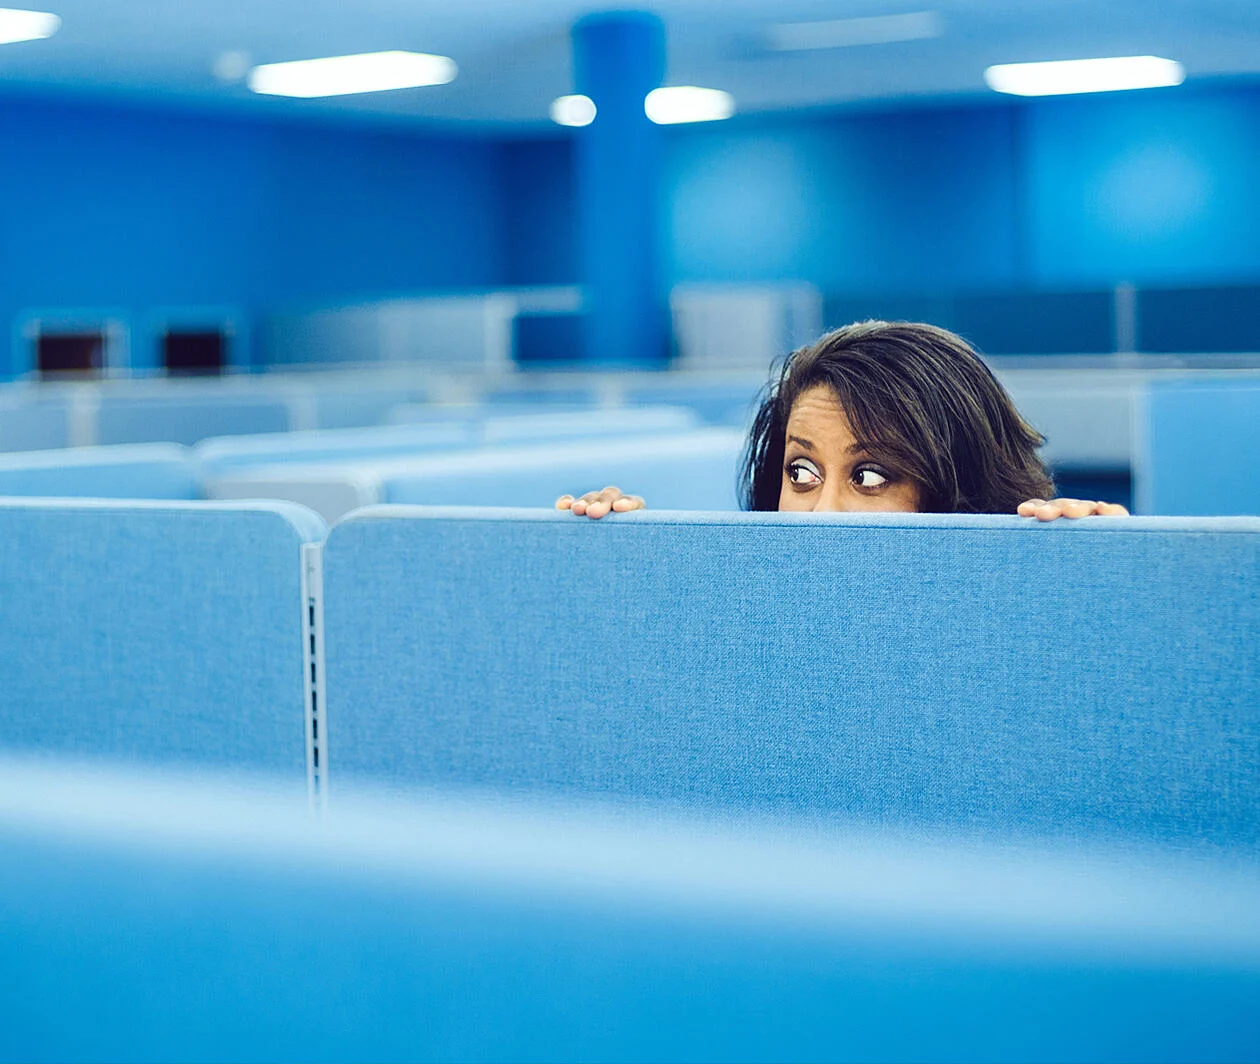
[787,459,822,487]
[853,467,889,489]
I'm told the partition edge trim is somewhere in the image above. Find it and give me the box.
[301,542,327,810]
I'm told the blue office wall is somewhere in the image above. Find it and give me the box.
[1026,85,1260,287]
[0,95,506,377]
[663,86,1260,297]
[4,81,1260,376]
[500,136,577,287]
[667,106,1023,293]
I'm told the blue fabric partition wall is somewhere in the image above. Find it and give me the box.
[0,394,72,452]
[195,421,479,477]
[0,444,200,499]
[3,756,1258,1064]
[322,509,1260,851]
[379,429,742,510]
[1136,378,1260,515]
[0,499,325,777]
[206,429,744,523]
[96,395,294,446]
[194,406,699,478]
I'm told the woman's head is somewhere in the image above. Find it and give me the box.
[740,321,1054,513]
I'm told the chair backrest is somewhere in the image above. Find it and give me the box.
[0,499,324,777]
[3,756,1257,1063]
[322,509,1260,850]
[207,429,744,523]
[0,443,200,499]
[1136,378,1260,515]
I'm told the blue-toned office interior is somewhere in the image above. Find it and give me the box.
[1,3,1258,1061]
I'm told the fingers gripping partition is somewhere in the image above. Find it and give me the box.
[322,509,1260,849]
[0,499,327,783]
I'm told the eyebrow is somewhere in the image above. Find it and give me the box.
[787,434,868,456]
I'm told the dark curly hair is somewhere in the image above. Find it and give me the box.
[740,321,1055,513]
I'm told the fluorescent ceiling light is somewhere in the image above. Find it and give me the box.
[765,11,943,52]
[645,86,734,125]
[984,56,1184,96]
[0,7,60,45]
[248,51,457,98]
[550,94,596,127]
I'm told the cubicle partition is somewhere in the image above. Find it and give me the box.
[0,499,323,780]
[206,429,744,523]
[194,406,699,478]
[2,755,1258,1063]
[1,498,1258,1061]
[321,508,1260,851]
[0,444,200,500]
[1136,378,1260,516]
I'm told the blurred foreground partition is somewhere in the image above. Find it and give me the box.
[1136,378,1260,515]
[0,499,324,779]
[322,510,1260,851]
[2,755,1258,1063]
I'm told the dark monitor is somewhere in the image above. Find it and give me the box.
[163,329,226,375]
[37,332,105,377]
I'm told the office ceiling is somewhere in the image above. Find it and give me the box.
[1,0,1259,130]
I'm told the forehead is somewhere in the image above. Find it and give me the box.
[785,384,858,449]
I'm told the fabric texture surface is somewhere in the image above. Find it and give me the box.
[323,508,1260,850]
[0,443,199,499]
[1138,379,1260,516]
[0,499,324,774]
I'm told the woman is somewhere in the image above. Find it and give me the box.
[557,320,1129,521]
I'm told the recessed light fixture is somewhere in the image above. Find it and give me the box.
[0,7,60,45]
[248,50,457,98]
[984,56,1184,96]
[550,94,596,127]
[644,86,734,125]
[764,11,943,52]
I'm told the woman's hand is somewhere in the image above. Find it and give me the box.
[1017,498,1130,521]
[556,486,646,519]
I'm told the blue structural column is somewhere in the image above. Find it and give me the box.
[573,12,668,365]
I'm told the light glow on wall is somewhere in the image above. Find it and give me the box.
[550,94,596,127]
[645,86,734,125]
[764,11,943,51]
[984,56,1184,97]
[248,51,457,98]
[0,7,60,44]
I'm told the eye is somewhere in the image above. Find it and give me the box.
[786,459,822,487]
[853,466,890,489]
